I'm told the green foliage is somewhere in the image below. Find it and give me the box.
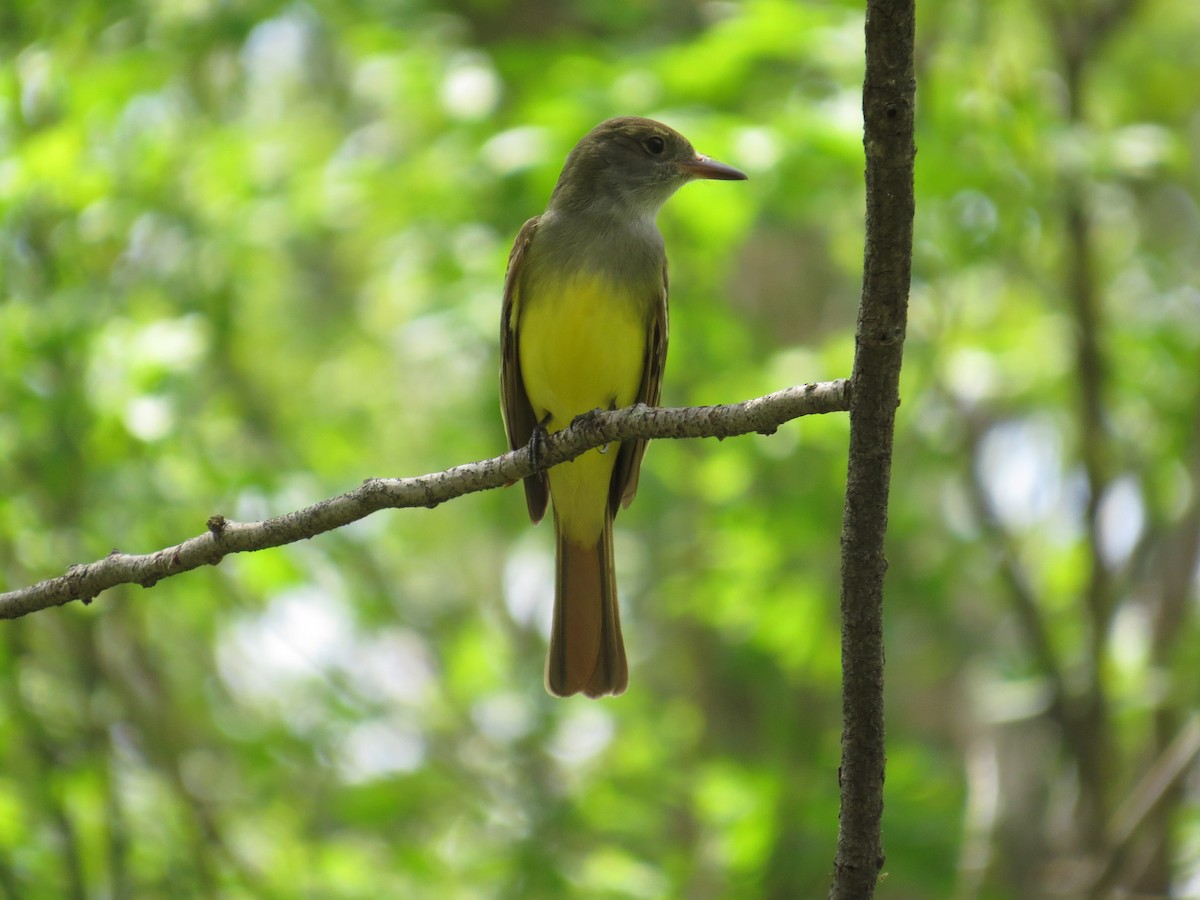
[2,0,1198,896]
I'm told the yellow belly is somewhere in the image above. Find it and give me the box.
[519,272,647,542]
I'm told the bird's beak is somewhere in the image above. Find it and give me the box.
[678,154,748,181]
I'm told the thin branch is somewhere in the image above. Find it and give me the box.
[1045,0,1142,850]
[0,381,849,620]
[1085,714,1200,897]
[1150,383,1200,665]
[829,0,916,895]
[960,409,1070,720]
[1061,167,1116,854]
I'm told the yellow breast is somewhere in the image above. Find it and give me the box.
[516,270,651,541]
[518,271,648,430]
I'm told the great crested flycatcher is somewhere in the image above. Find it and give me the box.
[500,116,746,698]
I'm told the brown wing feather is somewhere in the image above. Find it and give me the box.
[499,216,549,524]
[609,260,669,514]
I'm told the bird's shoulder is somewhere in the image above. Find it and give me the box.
[505,216,541,276]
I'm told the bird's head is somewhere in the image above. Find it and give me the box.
[548,116,746,218]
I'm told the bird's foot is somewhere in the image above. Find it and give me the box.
[569,408,604,429]
[528,414,552,469]
[569,408,610,453]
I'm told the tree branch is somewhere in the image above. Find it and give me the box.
[1087,714,1200,896]
[960,408,1071,725]
[829,0,916,895]
[0,381,849,620]
[1045,0,1141,850]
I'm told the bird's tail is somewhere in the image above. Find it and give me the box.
[546,508,627,698]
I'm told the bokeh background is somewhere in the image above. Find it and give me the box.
[2,0,1199,896]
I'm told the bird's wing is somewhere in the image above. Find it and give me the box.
[500,216,550,524]
[611,259,669,513]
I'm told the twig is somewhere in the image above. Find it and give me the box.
[0,381,849,620]
[829,0,916,895]
[1086,714,1200,896]
[959,409,1070,722]
[1045,0,1142,849]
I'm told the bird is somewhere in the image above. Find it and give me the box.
[500,116,746,697]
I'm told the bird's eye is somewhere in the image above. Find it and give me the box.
[644,136,666,155]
